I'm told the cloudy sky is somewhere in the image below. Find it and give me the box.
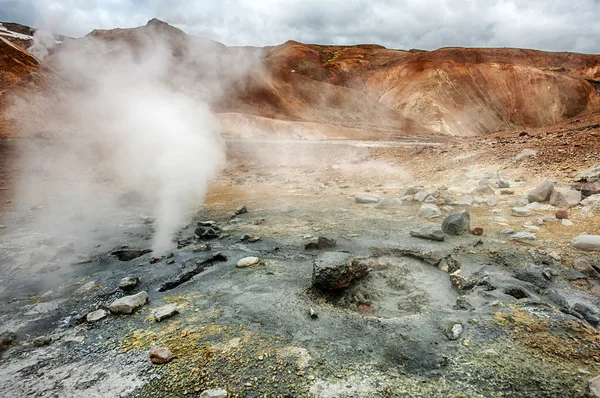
[1,0,599,53]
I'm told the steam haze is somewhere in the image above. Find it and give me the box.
[9,22,261,253]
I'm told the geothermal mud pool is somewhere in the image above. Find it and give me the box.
[1,140,600,397]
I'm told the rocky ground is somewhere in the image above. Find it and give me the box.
[1,136,600,397]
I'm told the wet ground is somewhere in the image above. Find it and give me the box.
[1,139,600,397]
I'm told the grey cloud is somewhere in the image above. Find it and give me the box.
[1,0,599,53]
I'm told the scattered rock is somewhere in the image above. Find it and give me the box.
[549,189,582,208]
[498,178,510,188]
[574,258,594,273]
[200,389,228,398]
[111,249,152,261]
[400,194,414,202]
[441,210,471,235]
[511,207,532,217]
[516,149,537,161]
[555,209,569,219]
[234,205,248,215]
[149,347,173,364]
[499,188,514,195]
[195,222,221,240]
[445,323,464,340]
[108,291,149,314]
[309,308,318,319]
[572,235,600,252]
[527,179,554,203]
[237,256,260,268]
[510,231,536,241]
[119,276,139,291]
[375,198,401,208]
[0,225,6,230]
[403,185,423,195]
[153,304,179,322]
[471,227,484,236]
[414,190,429,202]
[577,162,600,181]
[305,236,337,250]
[514,266,551,289]
[581,194,600,207]
[418,204,443,219]
[354,193,381,204]
[581,181,600,196]
[312,252,371,292]
[472,185,495,196]
[86,309,108,323]
[561,219,574,226]
[486,198,497,207]
[410,226,445,242]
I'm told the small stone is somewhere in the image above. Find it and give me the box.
[0,331,16,347]
[486,198,497,207]
[166,258,175,264]
[418,204,443,219]
[581,194,600,208]
[149,347,173,364]
[248,236,261,242]
[472,185,495,196]
[549,189,582,208]
[0,225,6,230]
[199,389,228,398]
[86,309,108,322]
[414,191,429,202]
[119,277,139,291]
[577,162,600,181]
[500,228,515,235]
[511,207,531,217]
[236,256,260,267]
[410,226,445,242]
[441,210,471,235]
[555,209,568,219]
[400,194,414,202]
[574,258,593,273]
[309,308,318,319]
[527,179,554,203]
[451,195,474,206]
[108,291,149,314]
[375,198,401,208]
[516,149,537,161]
[471,227,484,236]
[33,336,52,347]
[280,204,295,213]
[498,178,510,188]
[153,304,179,322]
[510,231,536,241]
[354,193,381,204]
[234,205,248,215]
[562,219,574,226]
[499,188,514,195]
[572,303,600,325]
[305,236,336,250]
[312,252,370,291]
[572,235,600,252]
[446,323,464,340]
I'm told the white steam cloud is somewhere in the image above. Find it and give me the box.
[11,22,258,254]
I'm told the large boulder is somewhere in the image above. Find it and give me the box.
[527,179,554,203]
[109,291,148,314]
[572,235,600,252]
[441,210,471,235]
[312,252,371,291]
[418,204,443,219]
[549,189,581,208]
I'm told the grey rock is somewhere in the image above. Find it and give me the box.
[153,304,179,322]
[577,162,600,181]
[451,195,474,206]
[572,235,600,252]
[562,219,574,226]
[234,205,248,215]
[312,252,370,291]
[498,178,510,188]
[403,185,423,195]
[511,207,532,217]
[572,302,600,325]
[574,258,593,273]
[486,198,497,207]
[0,225,6,229]
[108,291,149,314]
[514,266,551,289]
[86,309,108,322]
[119,276,139,291]
[200,389,228,398]
[354,193,381,204]
[581,180,600,196]
[410,226,445,242]
[581,194,600,208]
[418,204,443,219]
[400,194,414,202]
[441,210,471,235]
[414,190,429,202]
[280,204,295,213]
[445,323,464,340]
[0,331,16,347]
[516,149,537,161]
[375,198,401,209]
[510,231,536,241]
[309,307,318,319]
[549,189,582,208]
[424,195,437,203]
[590,375,600,398]
[472,184,495,196]
[305,236,337,250]
[527,179,554,203]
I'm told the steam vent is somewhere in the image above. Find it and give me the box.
[1,7,600,397]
